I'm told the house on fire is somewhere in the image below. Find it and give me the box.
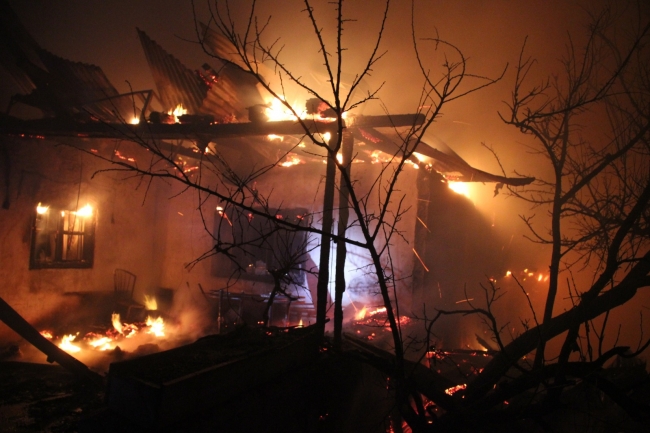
[0,1,533,347]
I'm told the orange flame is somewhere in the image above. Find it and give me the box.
[144,295,158,311]
[59,334,81,353]
[146,316,165,337]
[112,313,123,334]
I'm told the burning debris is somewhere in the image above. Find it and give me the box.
[39,311,168,358]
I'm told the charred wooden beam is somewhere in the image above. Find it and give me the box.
[1,114,425,141]
[0,296,104,387]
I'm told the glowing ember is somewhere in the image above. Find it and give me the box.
[40,330,53,339]
[445,384,467,396]
[146,316,165,337]
[447,181,470,198]
[59,334,81,353]
[144,295,158,310]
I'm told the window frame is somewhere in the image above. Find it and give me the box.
[29,204,96,269]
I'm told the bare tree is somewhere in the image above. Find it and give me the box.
[407,2,650,430]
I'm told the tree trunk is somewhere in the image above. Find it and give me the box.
[333,131,354,348]
[316,131,338,335]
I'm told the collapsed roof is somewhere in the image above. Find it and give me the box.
[0,0,533,188]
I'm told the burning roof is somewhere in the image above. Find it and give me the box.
[137,27,264,122]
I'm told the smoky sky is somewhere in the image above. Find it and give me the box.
[2,0,611,267]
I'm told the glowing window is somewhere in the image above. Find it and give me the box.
[30,204,96,269]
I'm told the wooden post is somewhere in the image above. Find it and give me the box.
[0,296,104,387]
[333,131,354,348]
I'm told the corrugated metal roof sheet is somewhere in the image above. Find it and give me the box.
[137,28,208,115]
[0,0,43,94]
[138,27,263,122]
[36,49,136,122]
[0,0,137,122]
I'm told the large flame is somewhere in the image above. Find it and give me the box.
[265,98,306,122]
[447,181,470,199]
[146,316,165,337]
[168,104,187,123]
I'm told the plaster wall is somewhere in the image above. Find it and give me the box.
[0,138,165,338]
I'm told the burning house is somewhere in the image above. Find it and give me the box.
[0,1,537,430]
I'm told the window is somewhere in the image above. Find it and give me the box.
[30,203,96,269]
[212,207,309,282]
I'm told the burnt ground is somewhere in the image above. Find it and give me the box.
[0,361,105,432]
[2,325,650,433]
[0,326,397,433]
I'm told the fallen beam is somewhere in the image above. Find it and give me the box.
[0,296,104,387]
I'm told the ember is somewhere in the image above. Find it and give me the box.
[445,383,467,396]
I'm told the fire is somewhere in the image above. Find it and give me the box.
[40,330,53,339]
[168,104,187,123]
[36,202,49,214]
[87,336,114,351]
[355,306,367,321]
[265,97,306,122]
[144,295,158,310]
[447,181,470,198]
[146,316,165,337]
[280,153,303,167]
[112,313,124,334]
[59,334,81,353]
[73,204,93,217]
[130,116,140,125]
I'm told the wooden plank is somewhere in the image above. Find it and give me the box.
[0,296,104,387]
